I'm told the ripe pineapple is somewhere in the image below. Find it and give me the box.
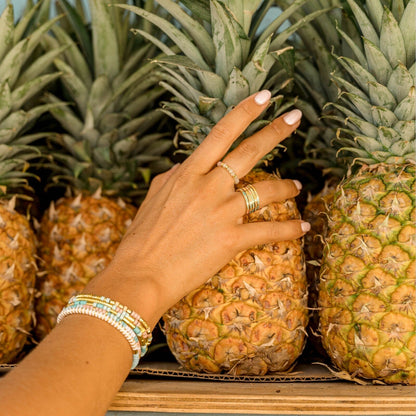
[318,0,415,384]
[164,170,307,375]
[121,0,329,374]
[0,3,61,362]
[34,0,172,339]
[0,195,37,364]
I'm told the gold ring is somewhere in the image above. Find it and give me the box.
[217,161,239,185]
[238,184,260,214]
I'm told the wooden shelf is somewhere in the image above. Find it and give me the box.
[109,378,416,415]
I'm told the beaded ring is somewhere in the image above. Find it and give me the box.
[217,161,240,185]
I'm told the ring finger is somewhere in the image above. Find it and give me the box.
[215,109,302,184]
[228,178,302,219]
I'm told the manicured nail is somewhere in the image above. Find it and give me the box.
[301,221,311,232]
[254,90,271,105]
[293,180,302,191]
[283,109,302,125]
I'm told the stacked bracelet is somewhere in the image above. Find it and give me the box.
[57,294,152,369]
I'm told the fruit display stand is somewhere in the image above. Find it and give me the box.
[106,363,415,415]
[2,361,415,414]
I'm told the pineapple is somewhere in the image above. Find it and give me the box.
[121,0,329,375]
[0,2,61,362]
[34,0,173,340]
[318,0,415,384]
[164,170,307,375]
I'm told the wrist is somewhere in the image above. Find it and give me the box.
[81,266,168,329]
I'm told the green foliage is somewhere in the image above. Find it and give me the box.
[119,0,330,164]
[41,0,173,199]
[0,1,60,198]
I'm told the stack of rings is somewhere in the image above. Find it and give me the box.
[238,184,260,214]
[217,160,260,215]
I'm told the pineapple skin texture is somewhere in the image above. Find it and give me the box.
[0,203,37,363]
[35,194,136,340]
[319,163,416,384]
[303,183,337,357]
[164,170,308,375]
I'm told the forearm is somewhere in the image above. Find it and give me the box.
[0,272,161,416]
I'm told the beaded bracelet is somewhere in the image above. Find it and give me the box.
[57,294,152,369]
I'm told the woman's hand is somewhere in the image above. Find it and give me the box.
[85,90,308,326]
[0,91,308,416]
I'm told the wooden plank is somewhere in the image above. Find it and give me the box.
[109,379,416,415]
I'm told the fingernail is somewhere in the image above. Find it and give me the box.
[254,90,271,105]
[293,180,302,191]
[301,221,311,232]
[283,109,302,125]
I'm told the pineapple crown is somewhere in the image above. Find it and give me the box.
[277,0,349,179]
[329,0,415,167]
[0,1,62,199]
[118,0,330,159]
[42,0,173,200]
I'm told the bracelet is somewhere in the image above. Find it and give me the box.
[57,294,152,369]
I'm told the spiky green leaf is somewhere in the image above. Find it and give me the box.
[116,4,209,70]
[270,8,334,52]
[223,67,250,107]
[90,0,119,79]
[346,0,379,45]
[0,4,14,62]
[387,62,414,103]
[54,58,89,116]
[363,38,392,85]
[11,73,61,111]
[399,0,415,68]
[336,25,367,68]
[371,105,398,127]
[17,46,67,86]
[368,81,396,109]
[211,0,244,81]
[394,87,416,120]
[58,0,94,70]
[380,6,406,68]
[0,82,12,123]
[155,0,215,64]
[50,26,92,88]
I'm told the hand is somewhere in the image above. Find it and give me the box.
[0,91,308,416]
[84,90,308,326]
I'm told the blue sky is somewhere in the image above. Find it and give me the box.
[3,0,42,16]
[3,1,284,31]
[1,0,88,18]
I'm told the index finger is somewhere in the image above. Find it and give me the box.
[185,90,271,174]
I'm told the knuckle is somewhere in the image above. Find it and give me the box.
[236,139,259,158]
[268,223,281,241]
[281,179,300,197]
[269,119,283,136]
[210,123,230,142]
[225,229,239,251]
[238,101,256,118]
[151,171,166,185]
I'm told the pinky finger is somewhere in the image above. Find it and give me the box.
[235,220,310,250]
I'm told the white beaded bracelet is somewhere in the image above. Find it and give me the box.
[57,295,152,369]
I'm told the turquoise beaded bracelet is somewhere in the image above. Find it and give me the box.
[57,294,152,369]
